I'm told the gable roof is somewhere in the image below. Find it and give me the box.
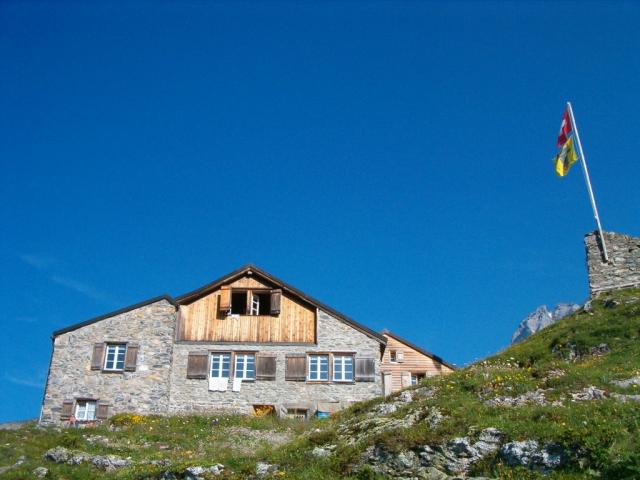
[52,264,386,344]
[382,329,456,370]
[176,264,386,344]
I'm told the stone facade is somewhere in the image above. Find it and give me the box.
[168,310,382,415]
[40,286,386,425]
[586,231,640,295]
[40,300,176,425]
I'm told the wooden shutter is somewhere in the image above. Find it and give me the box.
[96,401,110,419]
[186,351,209,379]
[61,400,74,420]
[90,343,105,370]
[124,344,139,371]
[401,371,412,388]
[219,286,231,312]
[355,357,376,382]
[396,349,405,363]
[270,289,282,315]
[256,354,277,380]
[285,354,307,381]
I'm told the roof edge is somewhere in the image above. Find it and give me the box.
[52,294,176,337]
[381,329,456,370]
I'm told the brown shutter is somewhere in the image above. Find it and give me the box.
[186,351,209,379]
[219,286,231,312]
[256,354,277,380]
[124,344,139,371]
[270,289,282,315]
[396,349,405,363]
[61,400,74,420]
[355,357,376,382]
[96,401,110,419]
[285,354,307,381]
[91,343,105,370]
[401,371,412,388]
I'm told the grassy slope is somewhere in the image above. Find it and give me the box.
[1,288,639,479]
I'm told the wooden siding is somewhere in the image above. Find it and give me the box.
[178,276,316,343]
[380,334,453,393]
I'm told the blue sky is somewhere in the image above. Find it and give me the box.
[1,1,639,422]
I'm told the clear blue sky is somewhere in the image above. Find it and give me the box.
[1,1,639,422]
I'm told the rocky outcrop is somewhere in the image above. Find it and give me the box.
[512,304,580,344]
[43,446,132,471]
[500,441,567,470]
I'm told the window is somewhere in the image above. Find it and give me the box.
[308,354,329,381]
[210,353,231,378]
[235,353,255,380]
[104,344,126,371]
[333,355,354,382]
[231,291,247,315]
[411,373,425,385]
[75,400,96,421]
[285,408,308,420]
[230,290,271,315]
[389,350,397,363]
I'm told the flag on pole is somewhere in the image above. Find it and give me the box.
[556,109,572,147]
[554,136,578,176]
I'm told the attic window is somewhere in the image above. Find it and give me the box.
[389,350,397,363]
[231,291,247,315]
[230,290,272,315]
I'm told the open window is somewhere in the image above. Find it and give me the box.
[228,289,275,315]
[411,373,425,385]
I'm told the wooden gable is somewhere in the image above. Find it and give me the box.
[380,332,454,392]
[177,273,316,343]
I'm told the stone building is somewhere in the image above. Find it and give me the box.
[40,265,454,425]
[585,231,640,295]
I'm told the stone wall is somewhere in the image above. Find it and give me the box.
[586,231,640,295]
[40,300,176,425]
[167,310,382,415]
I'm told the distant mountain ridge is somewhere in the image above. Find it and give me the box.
[511,303,580,344]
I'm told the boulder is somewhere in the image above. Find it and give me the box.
[32,467,48,478]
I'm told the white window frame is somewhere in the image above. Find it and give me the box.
[411,373,424,385]
[234,353,256,380]
[308,354,329,381]
[332,355,354,382]
[210,352,231,378]
[104,344,127,371]
[75,400,96,421]
[250,294,260,315]
[389,350,397,363]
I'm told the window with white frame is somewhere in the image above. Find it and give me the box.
[389,350,397,363]
[75,400,96,421]
[210,353,231,378]
[308,354,329,381]
[411,373,425,385]
[333,355,354,382]
[235,353,255,380]
[104,344,126,371]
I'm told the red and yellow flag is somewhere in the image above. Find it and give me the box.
[554,108,579,177]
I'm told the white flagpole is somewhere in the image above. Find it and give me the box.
[566,101,609,262]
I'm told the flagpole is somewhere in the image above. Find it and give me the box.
[566,101,609,262]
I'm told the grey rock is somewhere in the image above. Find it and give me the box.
[256,461,278,477]
[500,440,541,467]
[611,375,640,388]
[161,472,178,480]
[397,390,414,403]
[512,304,579,344]
[474,428,505,456]
[43,446,71,463]
[486,389,547,407]
[33,467,48,478]
[571,386,607,401]
[611,393,640,403]
[311,445,335,458]
[375,402,398,415]
[500,441,567,470]
[588,343,611,356]
[91,455,132,472]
